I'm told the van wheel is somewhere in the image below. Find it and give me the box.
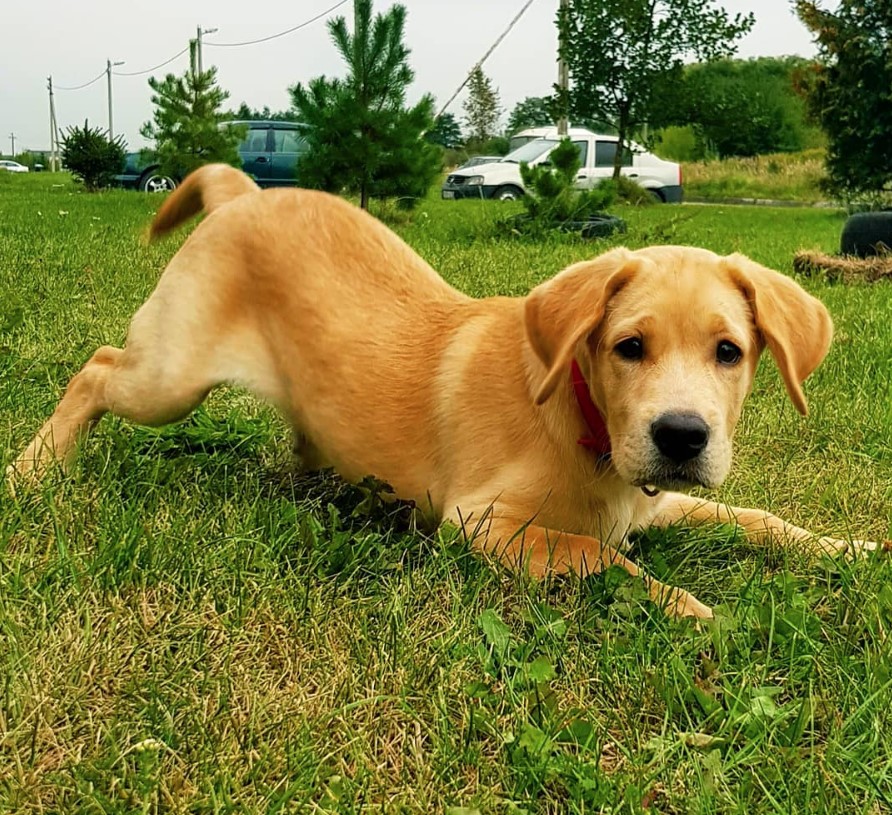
[493,185,523,201]
[647,189,664,203]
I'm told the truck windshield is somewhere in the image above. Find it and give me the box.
[502,139,559,164]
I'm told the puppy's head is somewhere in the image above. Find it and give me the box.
[525,246,832,491]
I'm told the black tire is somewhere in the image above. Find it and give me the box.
[139,169,178,193]
[647,188,665,203]
[492,185,524,201]
[580,215,627,239]
[840,212,892,257]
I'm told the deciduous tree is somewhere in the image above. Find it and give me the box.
[558,0,753,178]
[507,96,555,134]
[795,0,892,198]
[684,57,819,158]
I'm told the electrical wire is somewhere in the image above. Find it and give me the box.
[206,0,349,47]
[56,0,349,92]
[436,0,537,119]
[114,45,191,77]
[56,69,106,91]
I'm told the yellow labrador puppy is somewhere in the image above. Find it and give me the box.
[8,164,874,618]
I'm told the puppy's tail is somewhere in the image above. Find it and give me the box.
[148,163,260,242]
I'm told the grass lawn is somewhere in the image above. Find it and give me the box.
[1,172,891,814]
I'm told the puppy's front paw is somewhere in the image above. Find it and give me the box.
[814,536,883,558]
[655,585,714,620]
[5,453,55,496]
[5,460,30,497]
[674,591,714,620]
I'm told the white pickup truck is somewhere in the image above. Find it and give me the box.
[442,127,682,203]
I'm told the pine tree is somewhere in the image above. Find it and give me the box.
[518,138,615,232]
[426,113,463,149]
[227,102,292,122]
[463,67,502,143]
[290,0,441,210]
[141,66,245,180]
[60,120,126,192]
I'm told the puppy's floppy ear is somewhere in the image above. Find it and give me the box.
[723,254,833,416]
[525,248,640,405]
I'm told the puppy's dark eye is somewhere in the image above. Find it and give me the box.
[615,337,644,361]
[716,340,742,365]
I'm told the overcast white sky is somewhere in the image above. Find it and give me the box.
[3,0,819,154]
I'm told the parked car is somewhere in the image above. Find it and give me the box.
[442,128,683,203]
[115,120,309,192]
[0,160,29,173]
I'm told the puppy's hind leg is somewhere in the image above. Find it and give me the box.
[8,340,214,486]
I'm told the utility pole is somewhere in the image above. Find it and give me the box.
[106,59,125,141]
[196,26,218,75]
[557,0,569,136]
[9,132,16,157]
[47,76,59,171]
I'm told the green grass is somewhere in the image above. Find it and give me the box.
[1,172,892,813]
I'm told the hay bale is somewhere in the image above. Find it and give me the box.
[792,249,892,283]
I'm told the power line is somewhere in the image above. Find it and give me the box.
[436,0,538,119]
[206,0,349,48]
[114,45,191,77]
[56,69,106,91]
[56,1,346,92]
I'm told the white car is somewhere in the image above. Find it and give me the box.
[442,127,682,203]
[0,160,29,173]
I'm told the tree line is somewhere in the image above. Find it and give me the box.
[58,0,892,204]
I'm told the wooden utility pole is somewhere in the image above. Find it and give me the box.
[106,60,124,140]
[47,76,59,171]
[557,0,569,136]
[9,132,16,157]
[196,26,218,75]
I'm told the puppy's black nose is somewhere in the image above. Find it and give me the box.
[651,413,710,463]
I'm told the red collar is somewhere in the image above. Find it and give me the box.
[570,359,611,459]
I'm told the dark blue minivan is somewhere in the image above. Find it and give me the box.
[115,120,308,192]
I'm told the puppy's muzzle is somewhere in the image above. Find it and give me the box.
[650,412,710,464]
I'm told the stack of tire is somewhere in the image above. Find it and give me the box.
[840,212,892,257]
[579,214,627,239]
